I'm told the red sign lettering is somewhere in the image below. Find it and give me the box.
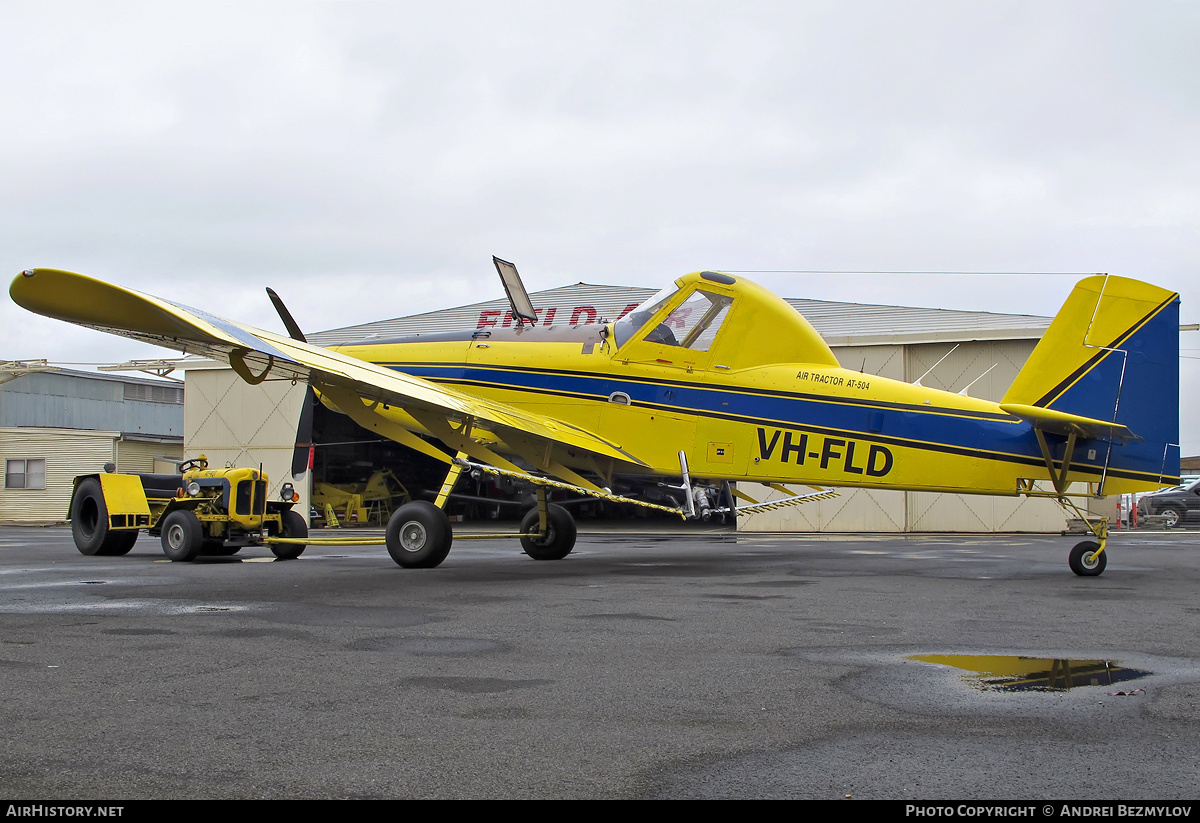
[570,306,597,325]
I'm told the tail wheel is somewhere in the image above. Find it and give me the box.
[519,504,577,560]
[1069,541,1107,576]
[271,510,308,560]
[1162,507,1182,528]
[160,510,203,562]
[70,478,138,556]
[386,501,452,568]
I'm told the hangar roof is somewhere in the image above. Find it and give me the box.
[309,282,1051,347]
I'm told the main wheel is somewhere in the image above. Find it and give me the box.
[70,478,137,556]
[160,510,203,561]
[519,504,577,560]
[1069,540,1107,576]
[386,501,452,568]
[271,510,308,560]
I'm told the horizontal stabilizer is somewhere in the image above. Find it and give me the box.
[999,403,1134,441]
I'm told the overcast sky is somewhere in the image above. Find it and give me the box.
[2,1,1197,452]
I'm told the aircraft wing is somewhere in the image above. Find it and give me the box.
[9,269,647,472]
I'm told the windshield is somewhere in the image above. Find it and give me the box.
[612,286,734,352]
[612,286,679,348]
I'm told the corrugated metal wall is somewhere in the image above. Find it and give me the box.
[0,428,117,522]
[0,371,183,436]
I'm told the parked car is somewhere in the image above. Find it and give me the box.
[1138,477,1200,527]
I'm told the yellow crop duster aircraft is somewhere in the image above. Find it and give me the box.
[10,261,1180,576]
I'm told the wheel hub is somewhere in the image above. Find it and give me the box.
[400,521,427,552]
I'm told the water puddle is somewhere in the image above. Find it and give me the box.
[910,654,1152,692]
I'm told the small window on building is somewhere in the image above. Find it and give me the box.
[5,458,46,490]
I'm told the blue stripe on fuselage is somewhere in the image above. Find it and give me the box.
[377,362,1161,481]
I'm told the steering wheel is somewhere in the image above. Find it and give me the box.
[179,458,206,473]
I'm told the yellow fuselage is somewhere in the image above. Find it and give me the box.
[334,331,1108,496]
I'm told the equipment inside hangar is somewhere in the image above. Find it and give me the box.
[182,281,1090,532]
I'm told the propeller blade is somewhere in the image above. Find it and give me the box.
[266,287,307,343]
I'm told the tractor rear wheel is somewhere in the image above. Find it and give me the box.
[70,478,137,556]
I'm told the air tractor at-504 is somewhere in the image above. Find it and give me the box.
[69,457,309,561]
[14,258,1181,577]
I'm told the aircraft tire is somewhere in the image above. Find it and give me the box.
[70,478,138,556]
[160,510,203,562]
[386,501,453,568]
[519,504,577,560]
[271,510,308,560]
[1068,541,1107,576]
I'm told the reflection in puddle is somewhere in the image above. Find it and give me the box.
[910,654,1153,692]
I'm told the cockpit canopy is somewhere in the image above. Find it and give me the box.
[613,286,734,350]
[612,271,839,372]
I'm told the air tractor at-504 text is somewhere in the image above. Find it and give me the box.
[10,258,1180,576]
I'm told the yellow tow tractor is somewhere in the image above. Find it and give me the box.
[68,456,308,561]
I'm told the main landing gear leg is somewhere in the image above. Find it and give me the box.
[385,459,464,569]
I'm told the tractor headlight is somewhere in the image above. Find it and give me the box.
[280,482,298,502]
[186,481,201,496]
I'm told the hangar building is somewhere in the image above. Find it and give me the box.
[182,281,1085,532]
[0,367,184,523]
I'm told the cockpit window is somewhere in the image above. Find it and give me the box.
[660,290,733,351]
[613,287,733,352]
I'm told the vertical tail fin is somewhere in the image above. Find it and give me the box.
[1003,275,1180,491]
